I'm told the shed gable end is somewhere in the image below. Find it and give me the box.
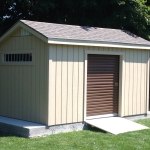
[0,29,49,125]
[0,28,33,51]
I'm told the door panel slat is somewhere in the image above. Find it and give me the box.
[86,54,119,116]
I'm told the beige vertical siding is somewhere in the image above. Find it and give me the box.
[49,45,84,125]
[123,49,147,116]
[0,29,49,125]
[0,28,148,126]
[48,45,148,125]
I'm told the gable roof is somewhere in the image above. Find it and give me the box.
[0,19,150,49]
[20,20,150,46]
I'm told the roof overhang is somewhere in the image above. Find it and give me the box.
[0,21,48,45]
[48,38,150,50]
[0,20,150,50]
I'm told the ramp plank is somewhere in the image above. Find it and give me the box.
[86,117,148,134]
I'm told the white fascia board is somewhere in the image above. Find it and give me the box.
[48,38,150,50]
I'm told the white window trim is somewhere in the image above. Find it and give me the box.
[0,50,35,66]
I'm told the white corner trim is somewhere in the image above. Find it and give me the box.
[48,38,150,50]
[146,51,150,113]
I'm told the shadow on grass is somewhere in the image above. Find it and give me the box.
[87,125,107,133]
[0,131,17,138]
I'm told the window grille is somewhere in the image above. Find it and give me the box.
[4,53,32,62]
[21,29,30,36]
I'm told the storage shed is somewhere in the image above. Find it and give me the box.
[0,20,150,129]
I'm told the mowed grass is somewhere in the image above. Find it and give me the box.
[1,119,150,150]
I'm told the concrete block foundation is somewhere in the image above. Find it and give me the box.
[0,116,88,138]
[124,114,150,121]
[1,114,150,138]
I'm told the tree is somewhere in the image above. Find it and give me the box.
[0,0,150,40]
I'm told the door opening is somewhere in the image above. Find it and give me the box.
[86,54,119,118]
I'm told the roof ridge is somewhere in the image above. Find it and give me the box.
[20,20,124,32]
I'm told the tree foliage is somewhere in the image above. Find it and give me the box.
[0,0,150,40]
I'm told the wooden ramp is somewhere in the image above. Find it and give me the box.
[86,117,149,135]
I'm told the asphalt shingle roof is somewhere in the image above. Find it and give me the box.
[21,20,150,46]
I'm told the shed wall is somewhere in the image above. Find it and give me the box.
[49,44,148,126]
[0,29,49,125]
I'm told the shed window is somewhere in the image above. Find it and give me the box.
[4,53,32,62]
[21,29,30,36]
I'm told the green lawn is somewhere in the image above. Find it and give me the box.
[0,119,150,150]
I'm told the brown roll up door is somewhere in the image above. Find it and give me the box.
[86,54,119,117]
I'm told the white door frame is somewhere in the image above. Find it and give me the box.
[84,49,125,121]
